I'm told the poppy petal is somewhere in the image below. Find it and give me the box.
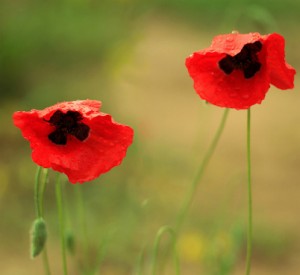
[48,129,68,145]
[70,123,90,141]
[13,100,134,183]
[43,114,134,183]
[186,51,270,109]
[13,111,54,149]
[186,32,295,109]
[264,33,296,89]
[210,32,263,56]
[41,100,102,120]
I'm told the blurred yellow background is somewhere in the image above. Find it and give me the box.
[1,0,299,274]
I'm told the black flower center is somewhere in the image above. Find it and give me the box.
[219,41,263,79]
[47,110,90,145]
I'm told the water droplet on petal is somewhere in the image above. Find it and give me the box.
[226,36,234,42]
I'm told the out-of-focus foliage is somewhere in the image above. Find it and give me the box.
[143,0,300,26]
[1,0,299,100]
[1,0,300,274]
[0,0,142,99]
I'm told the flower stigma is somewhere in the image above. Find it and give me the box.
[219,41,262,79]
[47,110,90,145]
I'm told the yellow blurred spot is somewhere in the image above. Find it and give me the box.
[177,231,206,263]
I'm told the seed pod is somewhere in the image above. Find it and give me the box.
[30,218,47,258]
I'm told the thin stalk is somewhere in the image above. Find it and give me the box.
[135,246,145,275]
[75,185,90,273]
[175,108,230,231]
[245,108,252,275]
[75,185,89,252]
[55,175,68,275]
[34,166,42,218]
[34,166,51,275]
[42,247,51,275]
[41,169,51,275]
[40,169,49,217]
[151,226,180,275]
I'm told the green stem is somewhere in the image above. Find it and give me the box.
[135,248,145,275]
[151,226,180,275]
[40,169,49,217]
[175,108,230,231]
[76,185,89,251]
[34,166,51,275]
[41,169,51,275]
[75,185,90,272]
[42,247,51,275]
[34,166,42,218]
[245,108,252,275]
[55,175,68,275]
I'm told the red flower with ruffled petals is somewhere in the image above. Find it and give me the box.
[186,32,296,109]
[13,100,134,183]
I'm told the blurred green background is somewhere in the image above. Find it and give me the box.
[1,0,299,274]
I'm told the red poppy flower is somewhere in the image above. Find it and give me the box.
[186,32,296,109]
[13,100,134,183]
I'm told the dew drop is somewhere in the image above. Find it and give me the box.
[226,36,234,42]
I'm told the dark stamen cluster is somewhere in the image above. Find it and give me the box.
[47,110,90,145]
[219,41,262,79]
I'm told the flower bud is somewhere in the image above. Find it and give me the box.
[30,218,47,258]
